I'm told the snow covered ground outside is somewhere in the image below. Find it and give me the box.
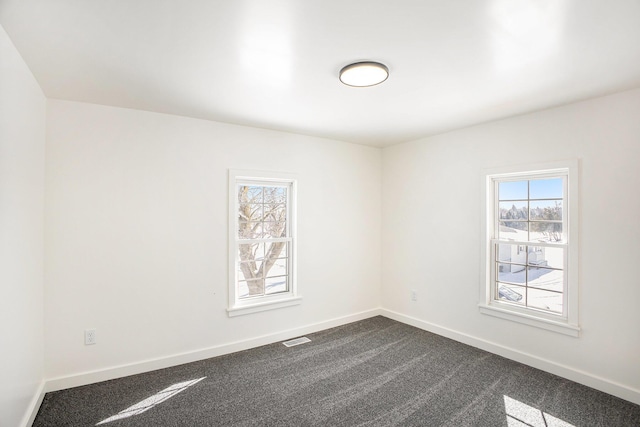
[497,225,564,314]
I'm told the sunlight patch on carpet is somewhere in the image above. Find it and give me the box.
[96,377,206,425]
[504,395,575,427]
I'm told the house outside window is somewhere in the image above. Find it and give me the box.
[480,161,580,336]
[227,170,300,317]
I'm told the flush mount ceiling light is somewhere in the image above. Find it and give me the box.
[339,61,389,87]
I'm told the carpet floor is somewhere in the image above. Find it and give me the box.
[33,316,640,426]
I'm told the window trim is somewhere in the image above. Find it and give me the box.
[479,160,580,337]
[227,169,300,317]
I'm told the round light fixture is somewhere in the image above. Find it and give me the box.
[339,61,389,87]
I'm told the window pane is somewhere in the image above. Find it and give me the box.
[263,203,286,222]
[529,222,564,243]
[529,178,562,199]
[497,243,527,264]
[237,265,250,282]
[238,243,264,263]
[238,281,249,298]
[529,200,562,221]
[527,288,563,314]
[233,176,295,308]
[263,221,286,239]
[239,279,264,299]
[497,263,527,285]
[489,171,571,319]
[528,267,563,292]
[499,181,528,201]
[238,203,262,222]
[238,257,263,278]
[497,284,524,304]
[238,186,262,203]
[265,276,288,295]
[238,221,262,239]
[265,241,287,259]
[264,186,287,204]
[265,258,287,278]
[533,246,563,269]
[499,201,528,221]
[499,221,528,240]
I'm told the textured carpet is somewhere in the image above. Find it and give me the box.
[33,316,640,426]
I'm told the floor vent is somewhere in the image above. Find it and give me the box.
[283,337,311,347]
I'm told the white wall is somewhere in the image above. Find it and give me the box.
[44,100,381,381]
[0,25,46,427]
[382,89,640,401]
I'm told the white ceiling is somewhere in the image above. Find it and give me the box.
[2,0,640,147]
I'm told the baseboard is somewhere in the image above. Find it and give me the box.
[21,380,45,427]
[380,309,640,406]
[44,308,382,393]
[39,307,639,409]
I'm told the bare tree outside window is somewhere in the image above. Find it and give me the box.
[530,201,563,242]
[237,185,288,297]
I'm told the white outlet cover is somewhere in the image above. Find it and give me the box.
[85,329,96,345]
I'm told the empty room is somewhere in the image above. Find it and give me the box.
[1,1,639,426]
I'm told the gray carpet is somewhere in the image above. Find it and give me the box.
[33,316,640,426]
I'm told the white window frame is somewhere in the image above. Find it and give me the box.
[227,169,300,317]
[479,160,580,336]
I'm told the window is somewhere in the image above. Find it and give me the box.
[480,161,579,336]
[227,170,300,317]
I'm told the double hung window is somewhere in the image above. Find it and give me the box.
[228,170,299,316]
[480,161,579,336]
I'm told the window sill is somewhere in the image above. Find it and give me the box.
[479,304,580,337]
[227,296,302,317]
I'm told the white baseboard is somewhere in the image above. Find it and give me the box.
[21,381,45,427]
[44,308,382,393]
[36,306,639,420]
[380,309,640,406]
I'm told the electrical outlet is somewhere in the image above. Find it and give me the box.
[85,329,97,345]
[411,290,418,302]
